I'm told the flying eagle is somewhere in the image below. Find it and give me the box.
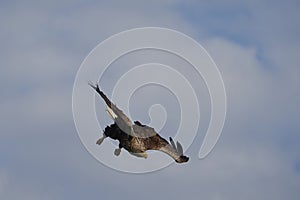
[89,83,189,163]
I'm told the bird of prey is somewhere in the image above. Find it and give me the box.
[89,83,189,163]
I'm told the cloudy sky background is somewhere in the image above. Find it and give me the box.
[1,0,299,199]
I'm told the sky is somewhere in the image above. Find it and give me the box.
[0,0,300,199]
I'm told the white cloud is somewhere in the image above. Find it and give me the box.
[0,169,58,200]
[0,0,299,199]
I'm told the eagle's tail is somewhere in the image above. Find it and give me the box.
[88,82,112,108]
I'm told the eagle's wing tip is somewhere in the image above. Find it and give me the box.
[88,81,98,90]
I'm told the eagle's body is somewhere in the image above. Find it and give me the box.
[90,83,189,163]
[103,121,170,152]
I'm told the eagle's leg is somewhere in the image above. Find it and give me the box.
[114,148,121,156]
[114,143,122,156]
[96,133,107,145]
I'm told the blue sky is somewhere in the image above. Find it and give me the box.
[0,0,299,199]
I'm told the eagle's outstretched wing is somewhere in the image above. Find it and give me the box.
[89,83,133,135]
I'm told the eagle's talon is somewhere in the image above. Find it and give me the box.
[114,148,121,156]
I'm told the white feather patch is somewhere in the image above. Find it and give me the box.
[129,152,148,159]
[106,106,118,119]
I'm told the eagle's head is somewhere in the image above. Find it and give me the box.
[175,155,189,163]
[169,137,189,163]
